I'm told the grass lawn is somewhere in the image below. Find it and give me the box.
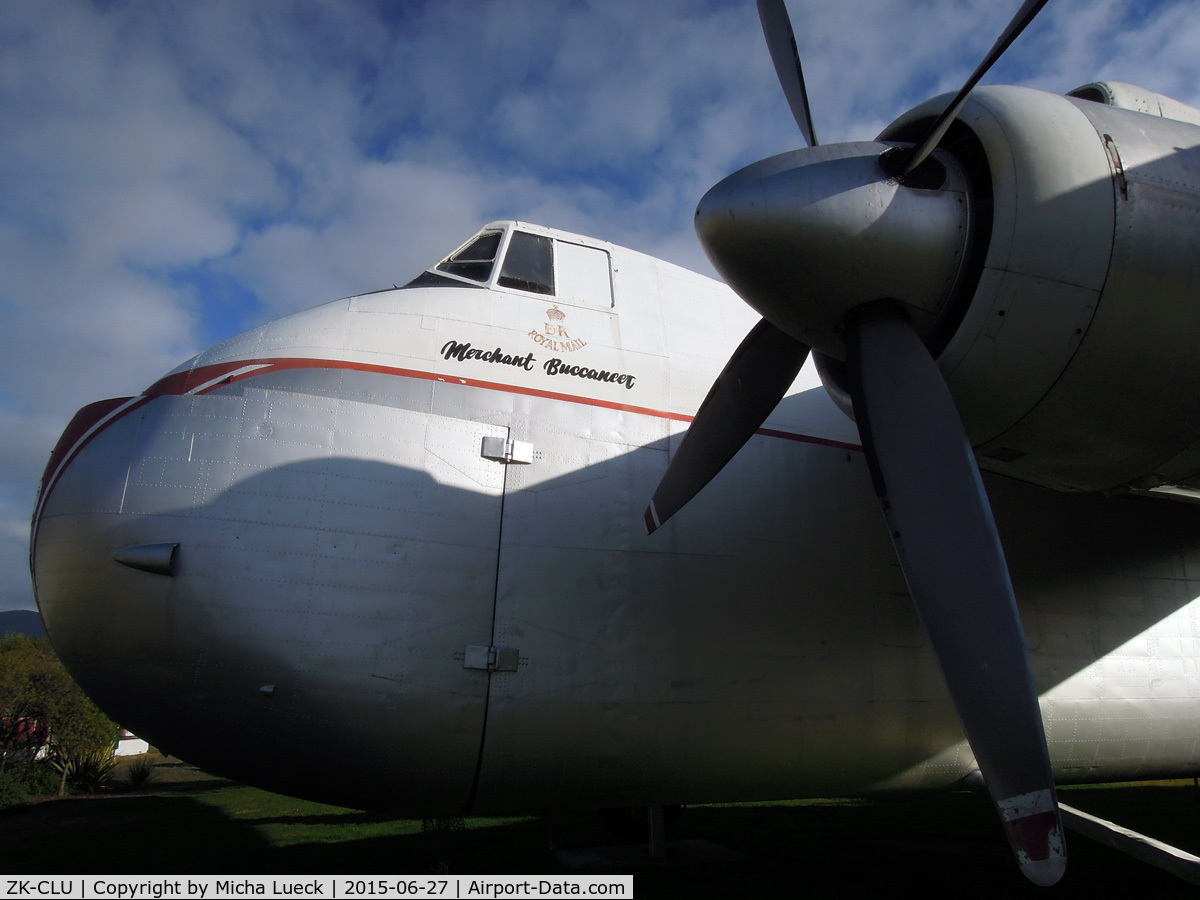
[3,758,1199,897]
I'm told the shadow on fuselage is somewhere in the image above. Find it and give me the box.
[31,376,1200,815]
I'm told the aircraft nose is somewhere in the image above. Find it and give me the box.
[695,141,973,360]
[32,388,502,813]
[32,396,190,737]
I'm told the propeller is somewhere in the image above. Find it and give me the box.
[646,319,809,533]
[886,0,1051,178]
[846,308,1064,884]
[757,0,817,147]
[648,0,1064,885]
[644,0,818,526]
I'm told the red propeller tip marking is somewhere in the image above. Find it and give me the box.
[999,790,1066,886]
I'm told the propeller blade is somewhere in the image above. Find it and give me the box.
[845,311,1065,886]
[757,0,818,147]
[646,318,809,533]
[892,0,1049,177]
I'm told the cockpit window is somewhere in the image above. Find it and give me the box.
[436,231,502,283]
[412,225,606,303]
[498,231,554,295]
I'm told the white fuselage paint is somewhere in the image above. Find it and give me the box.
[31,222,1200,815]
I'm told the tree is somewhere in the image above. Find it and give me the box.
[0,634,118,795]
[0,635,52,772]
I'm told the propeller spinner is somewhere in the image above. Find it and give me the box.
[648,0,1063,885]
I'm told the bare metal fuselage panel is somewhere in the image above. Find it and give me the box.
[32,220,1200,815]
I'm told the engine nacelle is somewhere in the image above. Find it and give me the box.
[876,85,1200,494]
[1068,80,1200,128]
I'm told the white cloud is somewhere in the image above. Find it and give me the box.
[2,0,1199,612]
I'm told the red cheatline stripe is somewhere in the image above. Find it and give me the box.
[31,394,151,558]
[40,355,863,512]
[148,356,863,451]
[38,396,137,491]
[146,356,698,422]
[757,426,861,453]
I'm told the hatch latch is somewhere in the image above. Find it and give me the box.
[463,645,520,672]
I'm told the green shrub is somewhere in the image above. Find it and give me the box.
[0,759,59,797]
[1,635,119,786]
[17,762,61,796]
[127,758,154,790]
[52,750,115,794]
[0,770,29,810]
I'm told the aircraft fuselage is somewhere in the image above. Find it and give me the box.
[31,87,1200,816]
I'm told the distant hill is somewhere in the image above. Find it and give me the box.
[0,610,47,638]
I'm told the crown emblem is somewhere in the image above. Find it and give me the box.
[528,304,586,352]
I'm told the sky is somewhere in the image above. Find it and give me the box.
[2,0,1198,613]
